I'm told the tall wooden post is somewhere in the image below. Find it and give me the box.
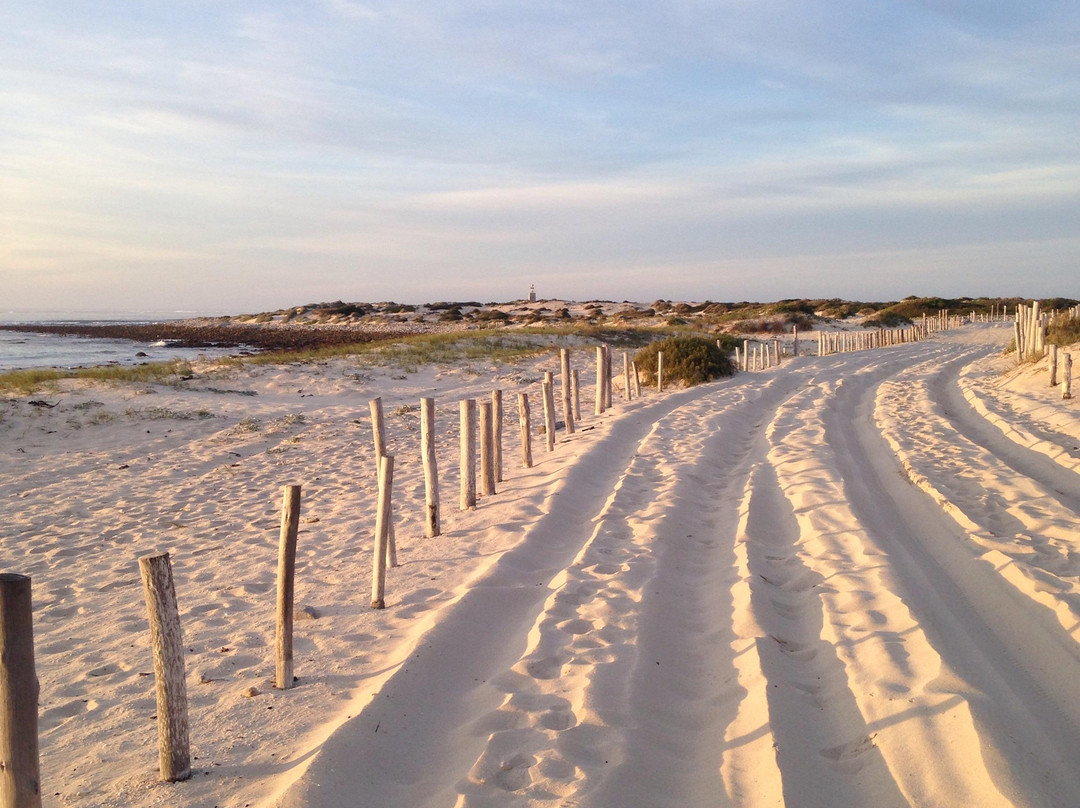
[571,369,581,421]
[1050,344,1059,387]
[542,381,556,452]
[603,345,613,409]
[139,553,191,782]
[479,401,496,496]
[460,400,476,510]
[369,397,396,566]
[657,351,665,392]
[518,392,533,468]
[560,349,575,434]
[623,352,631,400]
[595,347,605,415]
[492,389,504,483]
[421,398,440,537]
[371,455,394,609]
[0,574,42,807]
[632,362,641,397]
[275,485,301,690]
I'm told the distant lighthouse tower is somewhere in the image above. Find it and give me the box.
[528,284,537,303]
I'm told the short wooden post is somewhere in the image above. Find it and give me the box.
[371,455,394,609]
[571,369,581,421]
[0,574,42,807]
[460,400,476,510]
[792,325,798,357]
[492,389,504,483]
[560,349,575,434]
[657,351,664,392]
[542,380,556,452]
[138,553,191,783]
[518,392,533,468]
[479,401,496,496]
[623,352,631,400]
[595,347,605,415]
[1050,344,1059,387]
[275,485,301,690]
[1064,354,1073,400]
[420,398,440,537]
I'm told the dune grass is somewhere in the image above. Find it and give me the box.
[0,359,194,395]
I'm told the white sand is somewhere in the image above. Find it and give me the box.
[4,324,1080,807]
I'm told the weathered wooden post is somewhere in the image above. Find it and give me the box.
[595,346,605,415]
[571,369,581,421]
[369,397,397,566]
[1050,344,1059,388]
[1014,321,1023,364]
[632,361,641,397]
[623,352,631,401]
[460,400,476,510]
[742,339,750,370]
[275,485,301,690]
[138,553,191,782]
[657,351,664,392]
[492,389,504,482]
[542,380,556,452]
[371,455,394,609]
[479,400,496,496]
[560,349,575,434]
[734,346,741,370]
[0,573,42,807]
[518,392,533,468]
[1064,354,1073,400]
[603,345,613,409]
[792,325,798,358]
[420,397,439,537]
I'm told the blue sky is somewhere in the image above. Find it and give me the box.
[2,1,1078,312]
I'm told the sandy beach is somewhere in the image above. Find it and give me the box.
[4,320,1080,807]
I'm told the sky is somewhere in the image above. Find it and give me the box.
[1,1,1078,313]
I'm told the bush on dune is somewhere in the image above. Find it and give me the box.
[633,336,736,387]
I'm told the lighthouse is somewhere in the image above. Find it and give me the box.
[529,284,537,303]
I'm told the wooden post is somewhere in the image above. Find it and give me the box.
[138,553,191,783]
[371,455,394,609]
[459,400,476,510]
[420,398,439,538]
[792,325,798,357]
[542,380,556,452]
[560,349,575,434]
[571,369,581,422]
[657,351,664,392]
[369,397,397,566]
[603,345,613,409]
[1050,344,1059,387]
[517,392,533,468]
[1064,354,1073,400]
[742,339,750,370]
[479,401,496,496]
[0,574,42,807]
[623,352,631,400]
[632,361,641,397]
[275,485,301,690]
[595,346,605,415]
[492,389,504,482]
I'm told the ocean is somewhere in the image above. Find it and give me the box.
[0,309,237,372]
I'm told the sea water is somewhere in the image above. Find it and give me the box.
[0,309,238,372]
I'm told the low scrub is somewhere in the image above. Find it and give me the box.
[633,336,736,387]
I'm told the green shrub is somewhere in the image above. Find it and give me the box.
[633,336,735,387]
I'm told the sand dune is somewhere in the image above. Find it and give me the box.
[4,323,1080,807]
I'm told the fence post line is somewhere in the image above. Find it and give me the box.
[0,573,42,808]
[518,392,533,468]
[138,553,191,783]
[492,389,504,483]
[420,398,440,537]
[542,380,557,452]
[560,349,575,434]
[595,347,605,415]
[275,485,302,690]
[371,455,394,609]
[460,400,477,510]
[479,400,496,496]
